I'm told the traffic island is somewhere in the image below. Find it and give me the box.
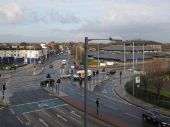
[32,68,44,76]
[0,99,9,107]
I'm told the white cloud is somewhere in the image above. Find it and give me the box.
[0,3,24,24]
[0,0,170,42]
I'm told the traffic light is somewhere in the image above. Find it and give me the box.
[3,84,6,91]
[93,71,95,76]
[120,71,122,76]
[96,70,99,75]
[57,79,61,84]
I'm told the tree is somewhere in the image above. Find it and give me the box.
[144,59,169,103]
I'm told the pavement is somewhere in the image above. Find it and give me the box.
[43,87,132,127]
[114,78,170,117]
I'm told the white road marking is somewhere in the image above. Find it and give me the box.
[16,116,24,124]
[23,114,31,125]
[77,93,84,96]
[95,92,128,104]
[125,113,141,119]
[41,110,52,118]
[23,104,67,114]
[70,110,81,118]
[56,114,68,122]
[9,108,15,114]
[69,116,81,124]
[13,98,58,107]
[39,118,48,127]
[102,89,107,94]
[55,120,64,127]
[56,108,66,114]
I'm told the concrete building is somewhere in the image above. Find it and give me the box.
[0,43,53,64]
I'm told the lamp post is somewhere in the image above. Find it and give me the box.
[84,37,113,127]
[98,43,100,69]
[143,44,145,72]
[124,42,126,73]
[132,42,135,96]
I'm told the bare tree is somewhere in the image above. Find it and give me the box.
[144,58,169,103]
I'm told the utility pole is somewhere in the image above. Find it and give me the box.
[2,84,6,100]
[120,71,122,85]
[133,42,135,96]
[84,37,88,127]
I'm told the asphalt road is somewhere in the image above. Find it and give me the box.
[0,53,112,127]
[53,53,156,127]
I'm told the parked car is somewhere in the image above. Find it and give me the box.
[142,110,170,127]
[107,70,116,75]
[40,79,55,87]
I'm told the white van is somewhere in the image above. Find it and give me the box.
[73,70,92,79]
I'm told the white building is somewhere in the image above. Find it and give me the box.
[0,49,45,64]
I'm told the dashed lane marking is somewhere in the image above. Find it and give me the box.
[9,108,15,114]
[41,110,52,118]
[55,120,64,127]
[125,113,141,119]
[55,108,66,115]
[69,116,81,124]
[16,116,24,124]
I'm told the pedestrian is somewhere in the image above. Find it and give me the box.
[79,78,82,86]
[96,98,99,115]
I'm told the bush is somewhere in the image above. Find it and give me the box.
[159,100,170,109]
[125,81,170,109]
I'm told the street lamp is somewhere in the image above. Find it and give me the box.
[84,37,113,127]
[143,44,145,72]
[132,42,135,96]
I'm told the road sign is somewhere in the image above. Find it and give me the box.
[71,65,75,69]
[135,76,140,84]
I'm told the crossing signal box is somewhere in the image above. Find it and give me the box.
[3,84,6,91]
[57,79,61,84]
[93,71,95,76]
[96,70,99,75]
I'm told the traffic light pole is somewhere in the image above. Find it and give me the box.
[84,37,88,127]
[120,71,122,85]
[58,83,59,96]
[3,89,4,100]
[2,84,5,100]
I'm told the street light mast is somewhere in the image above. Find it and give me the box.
[84,37,115,127]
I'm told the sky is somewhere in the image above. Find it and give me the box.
[0,0,170,43]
